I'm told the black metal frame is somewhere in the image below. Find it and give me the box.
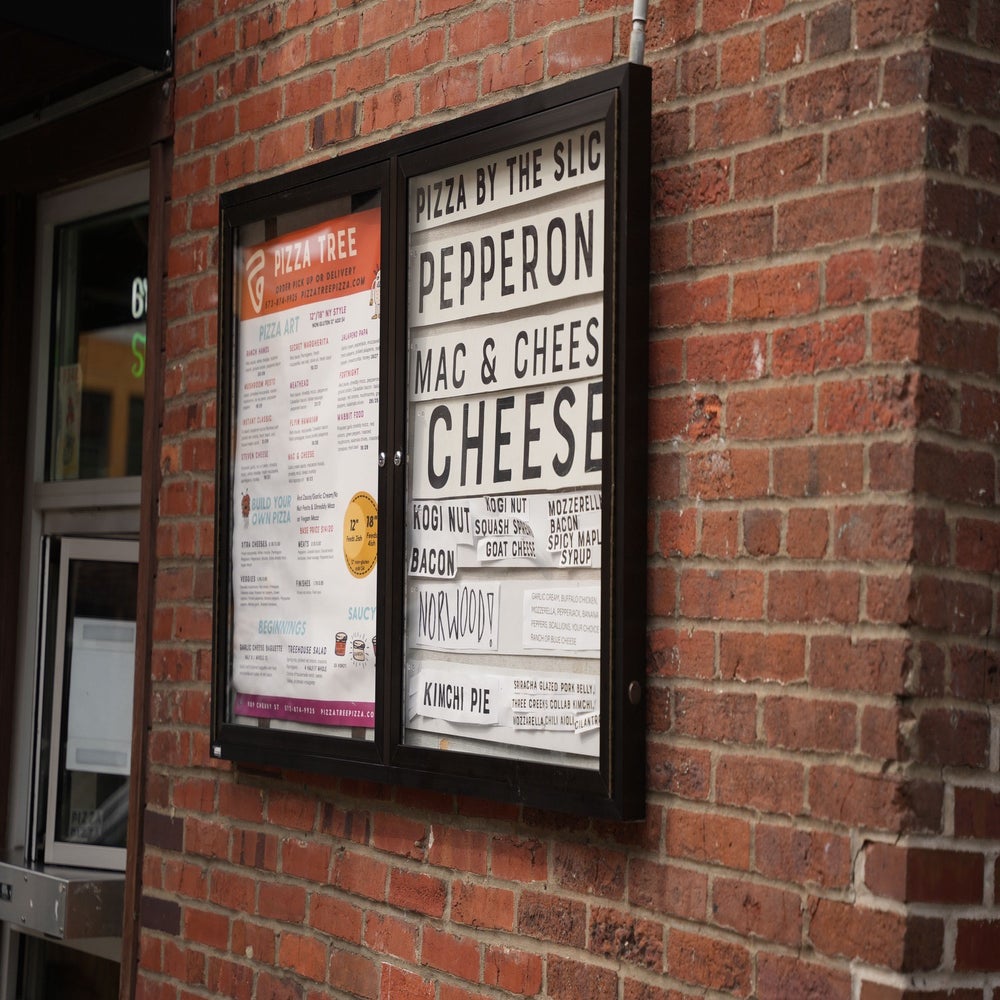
[213,64,650,819]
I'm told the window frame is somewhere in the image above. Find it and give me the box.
[212,65,650,819]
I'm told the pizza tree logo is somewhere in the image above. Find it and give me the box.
[245,249,266,314]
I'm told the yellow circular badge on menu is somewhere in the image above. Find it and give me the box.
[344,491,378,578]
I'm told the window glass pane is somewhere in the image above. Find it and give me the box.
[51,554,137,853]
[226,192,382,739]
[401,121,608,769]
[48,203,148,481]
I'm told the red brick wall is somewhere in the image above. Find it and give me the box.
[139,1,1000,998]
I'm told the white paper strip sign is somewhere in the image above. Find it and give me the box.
[408,188,605,328]
[411,667,501,725]
[407,534,459,578]
[410,582,501,651]
[409,381,603,499]
[523,587,601,652]
[510,673,600,731]
[409,124,607,234]
[408,304,604,402]
[410,500,475,543]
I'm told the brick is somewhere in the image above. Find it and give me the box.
[694,88,781,151]
[672,687,756,744]
[879,178,926,234]
[667,928,751,997]
[827,113,926,183]
[490,835,547,882]
[451,881,514,930]
[764,15,806,73]
[233,829,278,872]
[768,570,859,624]
[833,505,914,562]
[961,386,1000,446]
[786,61,880,125]
[145,810,185,852]
[786,508,829,558]
[483,945,543,995]
[910,572,993,635]
[863,843,984,904]
[518,890,586,947]
[716,753,805,816]
[811,635,910,695]
[680,568,765,621]
[184,906,230,951]
[733,262,820,320]
[711,877,803,946]
[387,869,446,917]
[777,188,873,251]
[809,2,852,57]
[819,376,916,435]
[688,447,771,499]
[692,507,733,570]
[727,384,814,440]
[720,631,806,684]
[809,897,942,970]
[649,450,681,500]
[482,41,544,94]
[327,948,379,999]
[757,953,851,1000]
[681,45,717,96]
[720,31,761,88]
[686,332,767,383]
[281,839,332,882]
[648,563,678,617]
[218,783,264,823]
[422,926,480,981]
[827,244,922,305]
[913,707,990,768]
[918,311,998,375]
[664,808,751,869]
[914,440,995,503]
[648,626,715,680]
[865,571,912,626]
[928,49,1000,121]
[258,883,307,923]
[427,825,488,874]
[332,850,387,902]
[949,645,1000,701]
[691,207,772,266]
[553,842,626,899]
[206,956,252,1000]
[756,824,852,889]
[809,765,942,833]
[589,906,663,969]
[448,7,507,56]
[209,869,256,912]
[955,787,1000,840]
[185,817,229,859]
[278,931,326,982]
[372,812,427,860]
[547,955,618,1000]
[954,919,1000,972]
[652,159,730,218]
[743,508,780,556]
[141,895,182,935]
[702,0,782,34]
[268,790,317,832]
[647,741,711,800]
[549,18,614,77]
[763,695,856,753]
[628,858,708,922]
[773,315,866,377]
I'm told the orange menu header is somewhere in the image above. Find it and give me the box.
[239,207,381,321]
